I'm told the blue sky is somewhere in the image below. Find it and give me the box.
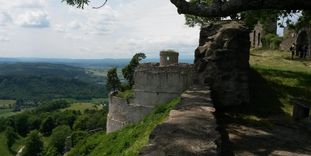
[0,0,200,59]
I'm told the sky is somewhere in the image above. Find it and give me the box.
[0,0,200,59]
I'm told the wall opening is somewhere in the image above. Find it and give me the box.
[257,33,261,47]
[253,31,256,47]
[296,31,309,57]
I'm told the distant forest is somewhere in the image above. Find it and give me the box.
[0,63,107,100]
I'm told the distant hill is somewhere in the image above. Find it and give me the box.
[0,58,130,68]
[0,57,193,68]
[0,63,107,100]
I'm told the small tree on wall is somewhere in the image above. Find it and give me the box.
[106,68,121,91]
[122,53,146,88]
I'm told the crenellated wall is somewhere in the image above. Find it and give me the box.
[106,63,194,133]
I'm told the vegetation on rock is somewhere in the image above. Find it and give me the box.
[122,53,146,88]
[106,68,121,91]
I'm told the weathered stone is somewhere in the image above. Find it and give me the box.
[296,26,311,57]
[133,63,194,107]
[160,50,179,67]
[140,85,221,156]
[107,58,194,133]
[195,21,250,107]
[292,99,311,121]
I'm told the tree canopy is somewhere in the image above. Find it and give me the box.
[122,53,146,88]
[63,0,311,18]
[22,130,43,156]
[106,68,121,91]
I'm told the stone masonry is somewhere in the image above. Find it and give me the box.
[106,52,194,133]
[195,21,250,107]
[160,50,179,66]
[140,85,220,156]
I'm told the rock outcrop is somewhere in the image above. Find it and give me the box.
[140,85,220,156]
[195,21,250,107]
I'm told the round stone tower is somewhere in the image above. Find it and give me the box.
[160,50,179,66]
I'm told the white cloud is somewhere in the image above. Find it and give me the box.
[0,36,10,42]
[54,24,66,32]
[68,6,118,35]
[68,21,82,30]
[16,10,50,28]
[14,0,47,8]
[0,12,12,26]
[0,0,200,59]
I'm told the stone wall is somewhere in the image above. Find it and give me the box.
[195,21,250,107]
[160,51,179,66]
[279,27,297,51]
[250,22,264,48]
[140,85,221,156]
[296,25,311,57]
[133,63,194,107]
[106,63,194,133]
[106,93,152,133]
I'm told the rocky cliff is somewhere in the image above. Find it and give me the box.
[195,21,250,107]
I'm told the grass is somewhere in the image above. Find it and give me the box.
[223,49,311,125]
[250,49,311,73]
[116,90,134,100]
[0,132,13,156]
[0,100,16,108]
[0,109,18,118]
[86,67,125,81]
[66,98,180,156]
[61,103,102,112]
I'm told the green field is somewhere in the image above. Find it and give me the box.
[250,49,311,73]
[86,67,125,81]
[61,103,102,112]
[0,109,18,118]
[0,100,15,109]
[0,132,13,156]
[225,49,311,125]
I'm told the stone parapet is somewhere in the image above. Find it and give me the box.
[140,85,220,156]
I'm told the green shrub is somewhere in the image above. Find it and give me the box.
[262,33,283,49]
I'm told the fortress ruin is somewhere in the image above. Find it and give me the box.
[106,51,194,133]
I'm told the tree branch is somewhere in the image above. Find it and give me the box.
[170,0,311,17]
[93,0,108,9]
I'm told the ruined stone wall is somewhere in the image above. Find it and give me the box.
[280,27,297,51]
[160,51,179,66]
[107,63,194,133]
[250,22,264,48]
[195,21,250,107]
[133,63,194,107]
[106,93,152,133]
[140,85,221,155]
[296,25,311,57]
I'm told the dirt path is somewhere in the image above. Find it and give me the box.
[223,120,311,156]
[16,146,25,156]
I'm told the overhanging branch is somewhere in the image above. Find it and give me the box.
[93,0,108,9]
[170,0,311,17]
